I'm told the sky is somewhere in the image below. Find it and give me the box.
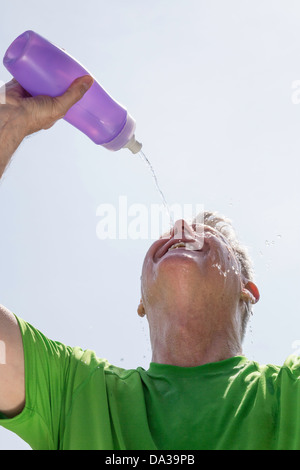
[1,0,300,449]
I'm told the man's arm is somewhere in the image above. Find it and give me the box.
[0,305,25,417]
[0,111,26,178]
[0,75,94,179]
[0,74,93,416]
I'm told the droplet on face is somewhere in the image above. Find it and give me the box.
[212,263,227,277]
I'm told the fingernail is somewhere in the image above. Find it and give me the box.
[82,76,94,91]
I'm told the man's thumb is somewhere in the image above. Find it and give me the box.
[58,75,94,113]
[76,75,94,95]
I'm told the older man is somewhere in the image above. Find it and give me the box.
[0,78,299,451]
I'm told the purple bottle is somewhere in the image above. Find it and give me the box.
[3,30,142,153]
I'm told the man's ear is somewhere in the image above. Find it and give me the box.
[137,298,146,317]
[240,281,260,304]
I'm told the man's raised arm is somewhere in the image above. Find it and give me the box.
[0,74,93,417]
[0,75,93,179]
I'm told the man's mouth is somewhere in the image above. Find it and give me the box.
[156,237,210,260]
[167,241,200,251]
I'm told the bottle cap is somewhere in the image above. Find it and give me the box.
[101,113,142,153]
[124,135,142,154]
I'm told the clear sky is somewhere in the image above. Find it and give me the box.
[1,0,300,449]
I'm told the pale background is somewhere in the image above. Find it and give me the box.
[1,0,300,449]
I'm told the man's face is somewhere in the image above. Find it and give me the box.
[140,219,243,319]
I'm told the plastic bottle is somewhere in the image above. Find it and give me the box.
[3,30,142,154]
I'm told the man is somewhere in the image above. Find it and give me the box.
[0,77,298,451]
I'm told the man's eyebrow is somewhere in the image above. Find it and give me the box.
[197,224,231,245]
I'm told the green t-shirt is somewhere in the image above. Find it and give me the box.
[1,316,300,450]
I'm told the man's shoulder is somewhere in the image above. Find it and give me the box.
[69,347,140,381]
[245,354,300,381]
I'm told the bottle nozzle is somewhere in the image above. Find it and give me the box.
[124,135,142,154]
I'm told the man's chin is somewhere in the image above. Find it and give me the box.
[156,248,207,268]
[155,250,207,283]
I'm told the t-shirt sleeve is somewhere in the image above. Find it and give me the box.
[0,315,73,450]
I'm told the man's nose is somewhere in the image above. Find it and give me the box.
[172,219,195,239]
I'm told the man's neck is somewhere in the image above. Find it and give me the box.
[149,315,243,367]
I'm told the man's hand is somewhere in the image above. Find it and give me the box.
[4,75,94,135]
[0,75,94,178]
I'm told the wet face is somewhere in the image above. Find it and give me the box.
[139,219,244,321]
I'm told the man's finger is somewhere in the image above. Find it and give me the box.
[56,75,94,114]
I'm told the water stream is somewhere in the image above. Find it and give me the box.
[138,150,174,228]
